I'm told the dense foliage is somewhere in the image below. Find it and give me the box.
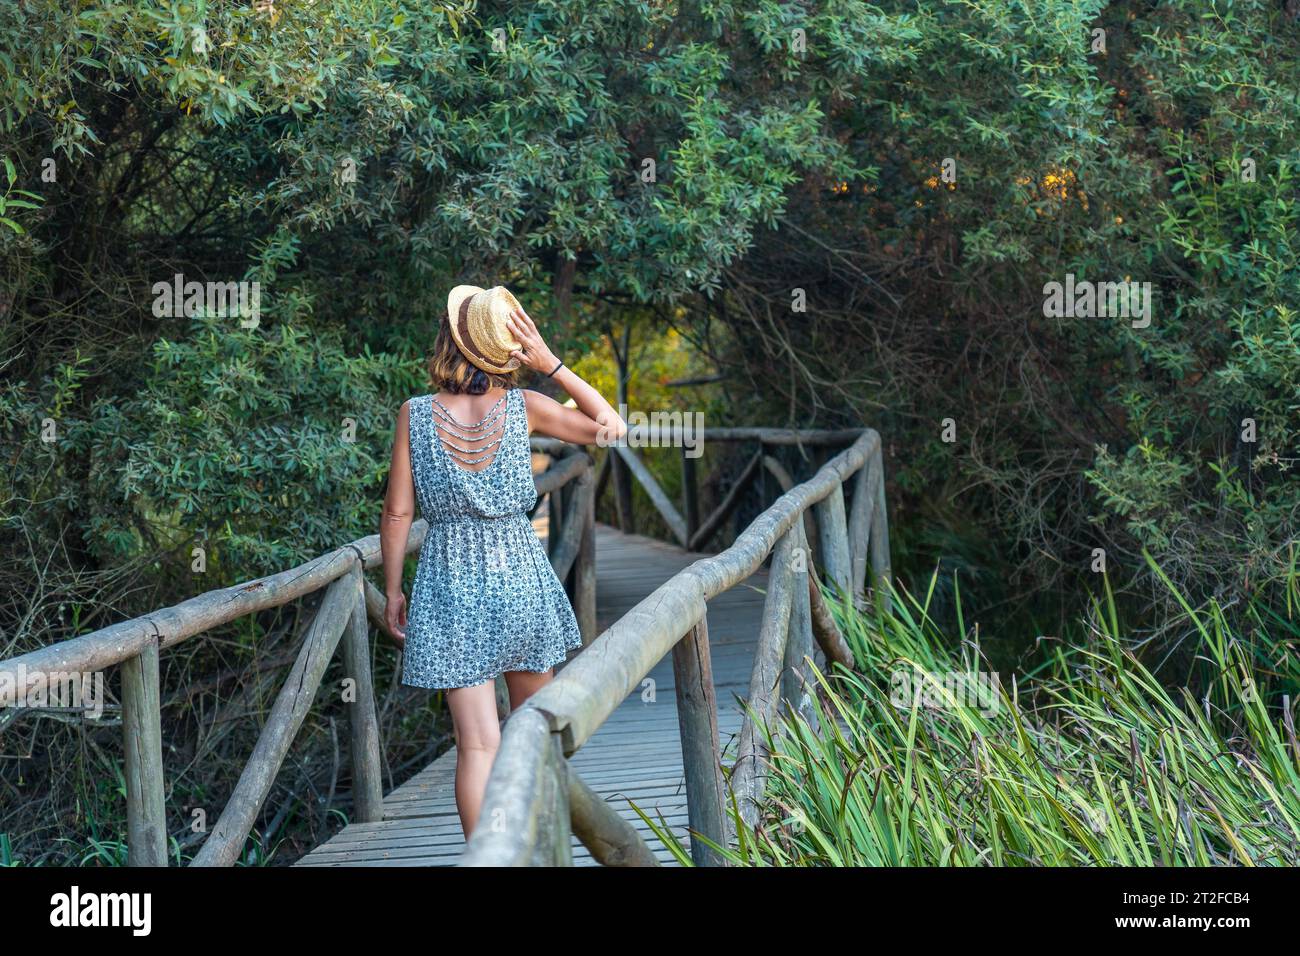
[714,0,1299,631]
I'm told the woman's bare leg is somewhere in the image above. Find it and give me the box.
[504,668,554,711]
[446,671,551,838]
[445,681,501,838]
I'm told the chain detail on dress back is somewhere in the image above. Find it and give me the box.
[431,394,507,467]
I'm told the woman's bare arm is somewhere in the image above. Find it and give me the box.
[379,400,414,642]
[521,386,624,444]
[506,306,628,444]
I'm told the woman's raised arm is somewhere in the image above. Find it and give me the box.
[506,306,628,445]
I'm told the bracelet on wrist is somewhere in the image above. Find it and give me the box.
[546,359,564,377]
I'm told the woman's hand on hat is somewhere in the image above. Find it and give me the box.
[506,306,559,373]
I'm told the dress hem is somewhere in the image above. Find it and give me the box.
[399,637,581,691]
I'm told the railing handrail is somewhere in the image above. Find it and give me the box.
[460,425,888,866]
[532,426,865,457]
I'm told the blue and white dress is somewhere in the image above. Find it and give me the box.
[400,387,583,690]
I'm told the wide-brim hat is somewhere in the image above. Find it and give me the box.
[446,285,523,374]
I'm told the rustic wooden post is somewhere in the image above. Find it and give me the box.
[681,447,699,543]
[868,449,893,615]
[122,636,166,866]
[781,518,819,731]
[612,332,633,533]
[815,483,852,599]
[548,487,585,574]
[762,454,820,581]
[847,455,880,608]
[542,731,574,866]
[593,449,611,505]
[614,444,689,546]
[574,466,597,645]
[809,446,829,571]
[671,615,728,866]
[340,563,383,824]
[732,527,797,829]
[612,446,634,534]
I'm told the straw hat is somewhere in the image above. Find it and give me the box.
[446,285,524,374]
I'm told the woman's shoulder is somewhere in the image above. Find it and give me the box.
[398,394,430,418]
[518,387,550,414]
[517,386,553,405]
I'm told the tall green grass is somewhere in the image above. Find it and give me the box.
[645,567,1300,866]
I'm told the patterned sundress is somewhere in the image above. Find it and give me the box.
[400,387,583,690]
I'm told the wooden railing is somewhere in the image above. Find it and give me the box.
[0,443,595,866]
[461,424,889,865]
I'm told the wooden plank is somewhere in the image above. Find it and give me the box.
[534,451,588,497]
[549,467,593,583]
[688,449,762,551]
[627,425,862,447]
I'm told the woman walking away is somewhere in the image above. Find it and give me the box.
[378,284,627,838]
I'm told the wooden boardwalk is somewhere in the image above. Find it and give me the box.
[295,523,768,867]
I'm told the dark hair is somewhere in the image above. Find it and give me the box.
[427,315,519,395]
